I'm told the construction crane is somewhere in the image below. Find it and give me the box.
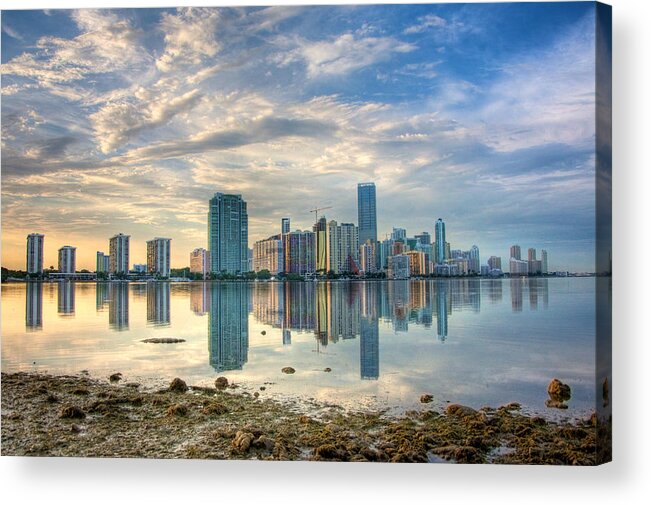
[309,205,333,226]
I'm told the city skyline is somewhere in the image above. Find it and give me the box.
[1,4,603,271]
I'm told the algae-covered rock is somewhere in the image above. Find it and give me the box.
[420,394,434,403]
[166,404,188,416]
[232,431,255,452]
[215,377,229,389]
[547,378,571,401]
[445,404,478,417]
[141,338,185,344]
[60,405,86,419]
[281,367,296,374]
[109,373,122,382]
[169,377,188,393]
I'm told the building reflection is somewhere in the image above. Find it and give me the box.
[190,282,209,315]
[511,278,523,312]
[26,282,43,330]
[208,283,249,372]
[487,279,503,304]
[96,282,109,311]
[147,282,170,326]
[108,282,129,331]
[360,282,379,380]
[57,281,76,315]
[435,280,449,342]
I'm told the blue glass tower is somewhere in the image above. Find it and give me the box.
[435,218,446,264]
[208,193,248,274]
[357,182,377,246]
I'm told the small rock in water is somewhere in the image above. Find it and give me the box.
[253,392,260,398]
[547,378,571,402]
[420,394,434,404]
[323,367,332,373]
[281,367,296,374]
[169,377,188,393]
[109,373,122,382]
[215,377,229,389]
[259,386,266,391]
[545,399,569,409]
[261,330,266,335]
[141,338,185,344]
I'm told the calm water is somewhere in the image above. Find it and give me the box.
[2,278,602,418]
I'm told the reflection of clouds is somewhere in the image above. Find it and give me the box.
[2,279,598,417]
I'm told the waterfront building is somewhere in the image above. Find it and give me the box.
[468,245,480,274]
[190,248,211,279]
[435,218,446,264]
[378,238,392,272]
[528,260,543,275]
[528,248,537,262]
[510,258,529,275]
[481,265,489,276]
[313,216,328,273]
[26,233,44,274]
[357,182,377,247]
[339,222,359,273]
[406,250,428,276]
[282,230,316,275]
[133,264,147,273]
[541,250,549,274]
[444,241,451,260]
[253,236,284,274]
[488,256,502,270]
[387,254,410,279]
[208,193,248,274]
[147,237,171,277]
[359,240,377,274]
[281,217,290,235]
[509,245,522,261]
[58,246,76,274]
[448,258,469,275]
[109,233,130,274]
[96,251,110,273]
[392,241,406,256]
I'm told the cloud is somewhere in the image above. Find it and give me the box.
[90,89,204,153]
[156,7,222,72]
[275,33,416,78]
[120,115,337,163]
[2,23,24,40]
[2,10,148,89]
[403,14,447,35]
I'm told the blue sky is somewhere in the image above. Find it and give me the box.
[1,3,601,271]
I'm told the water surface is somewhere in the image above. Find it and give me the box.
[2,278,600,418]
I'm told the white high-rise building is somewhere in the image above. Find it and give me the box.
[26,233,44,274]
[541,250,549,274]
[109,233,130,274]
[58,246,76,274]
[147,238,171,277]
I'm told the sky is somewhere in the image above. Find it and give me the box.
[1,2,603,272]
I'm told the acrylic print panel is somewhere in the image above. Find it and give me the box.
[0,2,612,464]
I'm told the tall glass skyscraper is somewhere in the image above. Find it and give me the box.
[435,218,446,264]
[357,182,377,246]
[208,193,248,274]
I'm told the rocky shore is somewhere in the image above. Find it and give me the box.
[1,372,610,464]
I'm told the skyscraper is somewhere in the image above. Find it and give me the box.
[208,193,248,274]
[282,230,316,275]
[58,246,76,274]
[391,227,407,242]
[146,237,171,277]
[487,256,502,271]
[510,245,521,260]
[434,218,446,264]
[313,216,328,273]
[96,251,110,273]
[357,182,377,247]
[26,233,44,274]
[541,249,549,274]
[468,245,480,274]
[109,233,130,274]
[281,217,290,235]
[528,248,537,262]
[415,232,431,246]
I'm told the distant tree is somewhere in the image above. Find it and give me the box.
[256,269,271,280]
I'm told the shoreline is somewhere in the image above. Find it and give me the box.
[1,372,610,464]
